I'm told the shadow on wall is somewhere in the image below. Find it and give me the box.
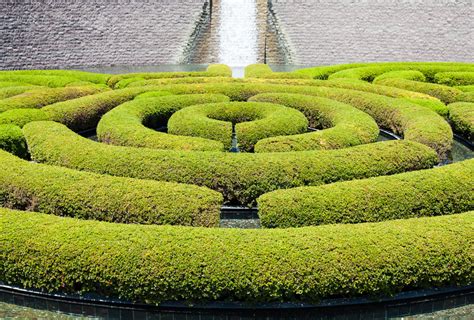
[184,0,293,65]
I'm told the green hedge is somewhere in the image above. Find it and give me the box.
[1,209,472,304]
[0,74,97,88]
[456,85,474,92]
[448,102,474,142]
[168,102,308,152]
[0,86,106,113]
[0,81,37,88]
[41,87,155,131]
[244,64,311,79]
[0,124,28,158]
[249,93,379,152]
[295,62,474,80]
[325,63,474,82]
[373,70,426,82]
[107,64,232,88]
[154,82,452,158]
[258,159,474,228]
[456,91,474,103]
[97,94,228,151]
[0,69,110,84]
[435,72,474,86]
[0,86,42,99]
[1,80,451,157]
[127,76,438,103]
[23,121,437,205]
[0,150,221,227]
[0,109,49,128]
[373,78,462,104]
[120,76,238,89]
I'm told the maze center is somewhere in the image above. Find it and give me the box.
[0,62,473,312]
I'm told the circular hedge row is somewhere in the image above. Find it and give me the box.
[0,63,473,306]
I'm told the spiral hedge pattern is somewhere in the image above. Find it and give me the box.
[0,62,473,305]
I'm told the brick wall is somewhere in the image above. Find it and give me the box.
[269,0,473,65]
[0,0,207,70]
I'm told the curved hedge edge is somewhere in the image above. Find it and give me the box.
[448,102,474,142]
[258,159,474,228]
[0,86,44,100]
[0,69,110,85]
[0,149,222,227]
[373,70,426,82]
[456,85,474,93]
[374,78,462,104]
[435,72,474,86]
[294,62,474,80]
[97,94,229,151]
[327,63,474,82]
[249,93,379,152]
[2,208,472,304]
[0,86,107,113]
[245,64,311,79]
[456,91,474,103]
[402,98,449,117]
[168,101,308,152]
[152,82,452,158]
[0,109,49,128]
[41,87,157,131]
[206,64,233,77]
[0,124,28,158]
[0,74,98,88]
[107,64,232,88]
[23,121,438,205]
[134,91,173,99]
[0,81,37,88]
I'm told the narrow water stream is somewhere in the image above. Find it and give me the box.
[218,0,258,67]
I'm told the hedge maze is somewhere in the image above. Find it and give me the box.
[1,62,473,305]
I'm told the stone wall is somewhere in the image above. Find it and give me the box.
[268,0,473,65]
[0,0,207,70]
[1,0,472,69]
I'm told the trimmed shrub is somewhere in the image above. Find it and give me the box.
[456,91,474,103]
[456,85,474,92]
[126,76,441,105]
[373,78,462,104]
[0,74,96,88]
[97,94,229,151]
[0,86,42,99]
[258,159,474,228]
[245,64,311,79]
[435,72,474,86]
[41,87,156,131]
[0,150,222,227]
[295,62,474,80]
[1,209,472,303]
[326,63,474,82]
[168,102,308,151]
[0,109,49,127]
[155,82,452,158]
[0,86,106,113]
[448,102,474,142]
[294,62,370,79]
[107,64,232,88]
[135,91,172,99]
[0,81,37,88]
[249,93,379,152]
[373,70,426,82]
[0,124,28,158]
[401,98,448,117]
[23,121,437,205]
[0,69,110,84]
[123,76,238,88]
